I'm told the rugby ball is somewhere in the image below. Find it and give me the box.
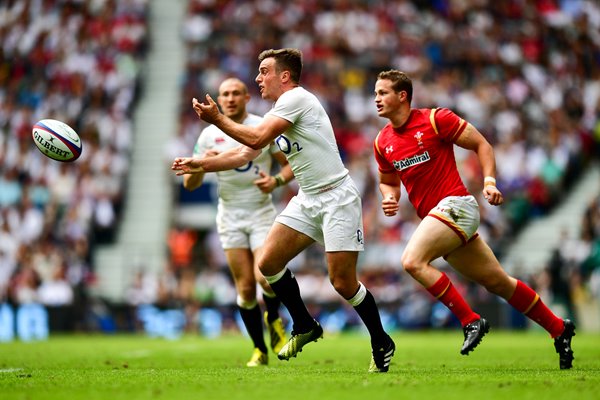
[32,119,82,162]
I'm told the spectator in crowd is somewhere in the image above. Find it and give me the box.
[38,263,75,332]
[167,225,198,271]
[8,253,48,341]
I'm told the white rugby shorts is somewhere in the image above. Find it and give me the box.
[216,202,277,250]
[428,195,480,244]
[275,175,365,252]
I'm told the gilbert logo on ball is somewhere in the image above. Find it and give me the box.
[32,119,82,162]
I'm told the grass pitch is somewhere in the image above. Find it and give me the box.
[1,329,599,400]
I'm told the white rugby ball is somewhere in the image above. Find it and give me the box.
[32,119,82,162]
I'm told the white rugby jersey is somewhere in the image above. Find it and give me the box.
[267,87,348,195]
[193,113,278,207]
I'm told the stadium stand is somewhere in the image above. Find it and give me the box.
[0,0,149,338]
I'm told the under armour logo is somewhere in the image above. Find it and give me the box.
[385,145,393,154]
[357,229,364,244]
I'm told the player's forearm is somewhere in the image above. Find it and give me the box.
[379,183,400,201]
[459,124,497,182]
[214,115,270,150]
[378,172,401,200]
[476,141,497,182]
[276,164,294,185]
[201,153,244,171]
[183,172,204,191]
[202,147,261,172]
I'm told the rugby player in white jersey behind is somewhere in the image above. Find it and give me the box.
[173,49,395,372]
[173,77,294,367]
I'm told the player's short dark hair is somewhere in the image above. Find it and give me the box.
[377,70,413,104]
[258,48,303,84]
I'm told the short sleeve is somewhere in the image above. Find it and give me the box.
[267,89,305,124]
[373,132,395,174]
[433,108,468,142]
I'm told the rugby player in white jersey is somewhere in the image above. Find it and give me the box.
[174,77,294,367]
[173,49,395,372]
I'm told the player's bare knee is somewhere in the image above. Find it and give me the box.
[401,254,424,277]
[237,284,256,301]
[329,276,355,299]
[236,294,257,310]
[329,275,344,294]
[479,276,508,297]
[257,262,274,276]
[257,254,282,275]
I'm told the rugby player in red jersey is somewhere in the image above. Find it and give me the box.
[373,69,575,369]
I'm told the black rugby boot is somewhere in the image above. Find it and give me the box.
[460,318,490,355]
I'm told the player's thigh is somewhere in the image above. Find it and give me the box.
[246,211,275,286]
[248,203,278,251]
[403,216,463,267]
[445,236,516,298]
[259,222,314,275]
[321,178,364,252]
[216,208,252,250]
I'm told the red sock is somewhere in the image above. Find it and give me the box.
[427,272,480,327]
[508,280,564,338]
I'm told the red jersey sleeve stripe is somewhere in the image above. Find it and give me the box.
[429,108,439,135]
[374,130,384,157]
[449,119,468,141]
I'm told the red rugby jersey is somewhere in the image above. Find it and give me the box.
[374,108,470,219]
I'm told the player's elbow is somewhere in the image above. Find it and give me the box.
[246,137,266,150]
[246,127,273,149]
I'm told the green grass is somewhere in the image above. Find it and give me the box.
[1,330,598,400]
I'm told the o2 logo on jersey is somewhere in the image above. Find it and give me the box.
[235,161,259,174]
[275,134,302,155]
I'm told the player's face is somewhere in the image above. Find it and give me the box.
[255,58,281,101]
[217,80,249,120]
[374,79,404,119]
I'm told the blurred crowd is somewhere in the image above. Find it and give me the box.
[163,0,600,335]
[532,192,600,330]
[0,0,149,339]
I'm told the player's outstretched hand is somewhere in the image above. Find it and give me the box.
[192,95,220,124]
[254,171,276,194]
[483,185,504,206]
[171,157,204,175]
[382,194,399,217]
